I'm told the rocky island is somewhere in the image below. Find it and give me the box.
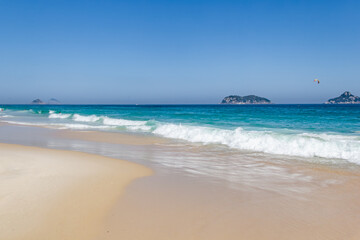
[31,99,45,104]
[48,98,61,104]
[31,98,61,104]
[221,95,271,104]
[325,91,360,104]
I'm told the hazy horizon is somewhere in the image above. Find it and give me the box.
[1,0,359,104]
[0,90,358,105]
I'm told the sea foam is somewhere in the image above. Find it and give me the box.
[153,123,360,163]
[73,114,101,122]
[56,123,113,130]
[48,111,71,119]
[53,112,152,131]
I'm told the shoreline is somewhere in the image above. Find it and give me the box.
[0,143,152,240]
[58,129,167,145]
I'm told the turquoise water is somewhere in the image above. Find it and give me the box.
[1,104,359,163]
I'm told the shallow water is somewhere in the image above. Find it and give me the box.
[0,104,359,164]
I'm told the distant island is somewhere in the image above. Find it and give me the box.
[48,98,61,104]
[325,91,360,104]
[221,95,271,104]
[31,99,45,104]
[31,98,61,104]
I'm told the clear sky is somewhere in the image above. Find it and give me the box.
[0,0,359,104]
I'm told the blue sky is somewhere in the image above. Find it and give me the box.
[0,0,359,104]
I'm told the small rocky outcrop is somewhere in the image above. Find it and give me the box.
[31,99,44,104]
[325,91,360,104]
[48,98,60,104]
[221,95,271,104]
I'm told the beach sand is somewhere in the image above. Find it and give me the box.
[0,143,152,240]
[59,130,167,145]
[98,167,360,240]
[1,124,360,240]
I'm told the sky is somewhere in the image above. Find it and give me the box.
[0,0,359,104]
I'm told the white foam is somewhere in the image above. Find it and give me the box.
[72,115,151,131]
[2,121,46,127]
[2,120,113,130]
[127,125,152,131]
[153,123,360,163]
[102,116,147,126]
[102,117,151,131]
[0,115,13,118]
[29,109,44,114]
[56,123,113,130]
[72,114,100,122]
[13,110,151,132]
[48,110,71,119]
[52,112,151,131]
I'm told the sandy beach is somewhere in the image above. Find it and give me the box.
[2,0,360,238]
[1,124,360,240]
[59,130,167,145]
[0,143,152,240]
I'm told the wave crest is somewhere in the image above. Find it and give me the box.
[73,114,101,122]
[49,111,71,119]
[153,124,360,163]
[49,112,152,131]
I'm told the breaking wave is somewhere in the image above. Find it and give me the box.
[48,111,152,131]
[49,110,71,119]
[153,124,360,164]
[73,114,101,122]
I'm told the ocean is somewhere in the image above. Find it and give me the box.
[0,104,359,165]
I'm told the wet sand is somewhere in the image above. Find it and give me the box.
[98,165,360,240]
[0,143,152,240]
[59,130,167,145]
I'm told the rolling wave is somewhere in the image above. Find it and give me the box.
[48,111,152,131]
[48,111,71,119]
[153,124,360,163]
[73,114,100,122]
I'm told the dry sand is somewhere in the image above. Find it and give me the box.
[0,143,152,240]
